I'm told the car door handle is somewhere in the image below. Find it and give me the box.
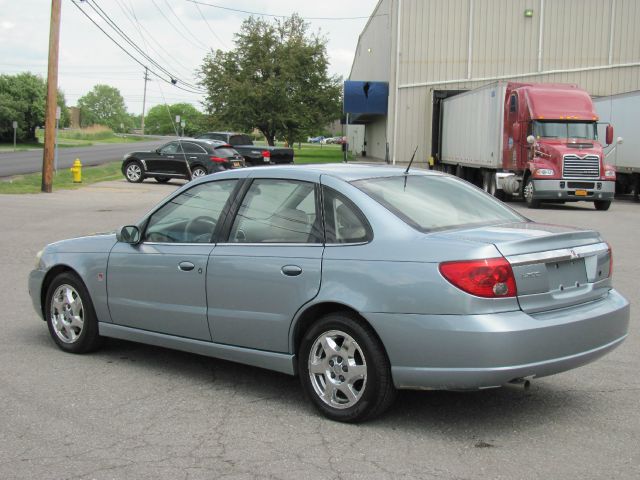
[178,261,195,271]
[188,156,197,159]
[167,155,175,159]
[281,265,302,276]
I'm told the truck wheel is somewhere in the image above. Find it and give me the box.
[298,312,396,423]
[594,200,611,211]
[524,178,541,209]
[481,171,491,193]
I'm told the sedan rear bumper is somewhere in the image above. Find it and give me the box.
[365,289,629,390]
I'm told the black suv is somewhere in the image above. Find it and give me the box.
[122,139,245,183]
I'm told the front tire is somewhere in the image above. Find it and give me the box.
[594,200,611,211]
[124,161,144,183]
[45,272,102,354]
[298,312,396,423]
[524,178,541,209]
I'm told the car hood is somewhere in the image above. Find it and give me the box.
[46,233,118,254]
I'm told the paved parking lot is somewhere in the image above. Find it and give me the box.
[1,178,638,479]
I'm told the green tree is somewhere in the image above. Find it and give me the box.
[0,72,69,142]
[77,84,131,131]
[144,103,205,136]
[199,14,342,146]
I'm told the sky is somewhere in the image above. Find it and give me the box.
[0,0,379,115]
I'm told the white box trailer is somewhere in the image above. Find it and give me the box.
[594,90,640,173]
[440,82,506,169]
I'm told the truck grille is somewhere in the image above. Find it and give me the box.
[562,155,600,179]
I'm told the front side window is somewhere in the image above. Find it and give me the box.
[229,179,321,243]
[144,180,238,243]
[229,134,253,146]
[323,187,371,243]
[353,175,524,233]
[160,142,182,155]
[533,121,597,140]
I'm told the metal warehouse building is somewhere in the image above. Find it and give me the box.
[346,0,640,164]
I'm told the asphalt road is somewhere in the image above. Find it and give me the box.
[0,180,638,479]
[0,139,169,177]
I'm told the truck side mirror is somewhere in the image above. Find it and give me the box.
[606,125,614,146]
[526,135,535,145]
[512,123,521,142]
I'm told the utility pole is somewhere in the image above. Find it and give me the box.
[141,67,149,135]
[42,0,61,193]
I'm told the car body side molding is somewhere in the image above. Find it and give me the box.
[98,323,296,375]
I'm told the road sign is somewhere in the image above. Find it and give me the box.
[180,121,185,127]
[175,115,181,123]
[12,121,17,129]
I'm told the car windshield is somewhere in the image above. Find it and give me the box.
[353,175,525,232]
[229,135,253,146]
[533,121,597,140]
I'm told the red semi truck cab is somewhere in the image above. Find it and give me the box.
[500,82,616,209]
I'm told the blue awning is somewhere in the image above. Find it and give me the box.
[344,81,388,123]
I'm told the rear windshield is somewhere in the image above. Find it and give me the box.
[353,175,525,232]
[229,135,253,146]
[213,147,237,157]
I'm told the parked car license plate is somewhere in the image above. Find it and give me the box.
[575,190,587,196]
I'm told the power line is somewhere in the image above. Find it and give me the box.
[89,0,205,92]
[162,0,211,50]
[150,0,209,52]
[192,1,228,50]
[185,0,384,20]
[70,0,205,95]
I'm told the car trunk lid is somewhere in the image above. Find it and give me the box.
[435,222,612,313]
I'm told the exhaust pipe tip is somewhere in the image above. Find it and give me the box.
[508,376,533,390]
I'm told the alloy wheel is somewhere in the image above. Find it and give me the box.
[126,163,142,182]
[50,284,84,344]
[308,329,367,409]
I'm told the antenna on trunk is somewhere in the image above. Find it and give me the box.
[404,145,419,174]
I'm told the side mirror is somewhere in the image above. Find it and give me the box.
[512,123,521,142]
[116,225,141,244]
[526,135,536,145]
[617,136,624,145]
[606,124,614,146]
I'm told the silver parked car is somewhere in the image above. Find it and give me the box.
[28,165,629,422]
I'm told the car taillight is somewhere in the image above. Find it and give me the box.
[210,156,226,163]
[439,257,517,298]
[607,242,613,278]
[262,150,271,159]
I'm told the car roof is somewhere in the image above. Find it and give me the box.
[179,138,232,148]
[196,163,442,184]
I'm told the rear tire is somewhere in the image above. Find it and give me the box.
[298,312,396,423]
[45,272,102,354]
[124,161,144,183]
[594,200,611,211]
[190,166,208,179]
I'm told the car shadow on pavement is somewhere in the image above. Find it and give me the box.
[92,337,586,433]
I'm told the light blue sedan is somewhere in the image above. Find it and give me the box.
[28,165,629,422]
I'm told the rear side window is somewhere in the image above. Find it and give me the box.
[229,179,322,243]
[181,142,207,154]
[229,135,253,146]
[323,186,371,244]
[353,175,524,232]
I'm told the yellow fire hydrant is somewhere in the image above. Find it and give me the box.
[70,159,82,183]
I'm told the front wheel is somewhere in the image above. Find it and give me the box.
[124,161,144,183]
[298,313,396,423]
[524,178,541,209]
[594,200,611,211]
[45,272,102,354]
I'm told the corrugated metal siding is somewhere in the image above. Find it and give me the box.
[349,0,392,82]
[387,0,640,163]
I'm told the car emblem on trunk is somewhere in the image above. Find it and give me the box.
[570,249,579,259]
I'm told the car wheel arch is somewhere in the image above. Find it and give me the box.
[290,302,390,363]
[40,265,80,319]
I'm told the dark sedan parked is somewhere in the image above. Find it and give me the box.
[122,139,245,183]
